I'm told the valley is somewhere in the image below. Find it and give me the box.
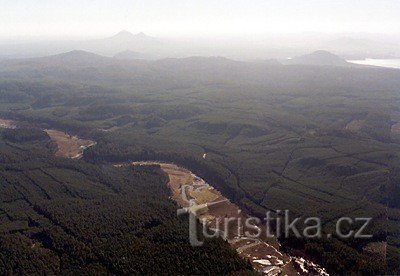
[130,162,328,275]
[0,118,95,159]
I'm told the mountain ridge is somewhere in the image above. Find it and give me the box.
[107,30,153,42]
[283,50,350,66]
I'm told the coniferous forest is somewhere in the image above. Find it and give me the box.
[0,127,251,274]
[0,53,399,274]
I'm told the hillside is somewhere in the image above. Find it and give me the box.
[283,50,350,66]
[40,50,111,66]
[114,50,150,60]
[2,50,400,90]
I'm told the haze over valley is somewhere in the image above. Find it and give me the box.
[1,30,400,61]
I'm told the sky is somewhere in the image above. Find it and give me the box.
[1,0,400,38]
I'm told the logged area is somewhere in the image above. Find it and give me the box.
[0,52,399,274]
[44,129,95,159]
[133,162,326,275]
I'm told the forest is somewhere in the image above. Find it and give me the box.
[0,127,251,274]
[0,52,399,274]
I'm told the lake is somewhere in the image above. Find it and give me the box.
[348,58,400,69]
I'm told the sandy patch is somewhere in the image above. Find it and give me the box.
[253,259,272,266]
[45,129,95,159]
[345,120,364,133]
[189,187,219,205]
[0,119,17,129]
[391,122,400,136]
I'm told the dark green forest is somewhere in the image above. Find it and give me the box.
[0,128,251,274]
[0,53,399,274]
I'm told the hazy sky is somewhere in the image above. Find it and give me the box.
[1,0,400,38]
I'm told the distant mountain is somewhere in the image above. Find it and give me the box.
[79,31,162,57]
[110,30,140,40]
[36,50,112,67]
[283,50,349,66]
[46,50,107,61]
[108,31,151,42]
[2,49,400,92]
[0,31,162,59]
[0,50,115,71]
[104,31,156,44]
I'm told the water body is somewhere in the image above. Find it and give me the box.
[348,59,400,69]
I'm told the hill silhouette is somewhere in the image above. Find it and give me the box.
[284,50,349,66]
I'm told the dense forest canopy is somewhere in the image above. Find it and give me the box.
[0,128,251,274]
[0,52,399,274]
